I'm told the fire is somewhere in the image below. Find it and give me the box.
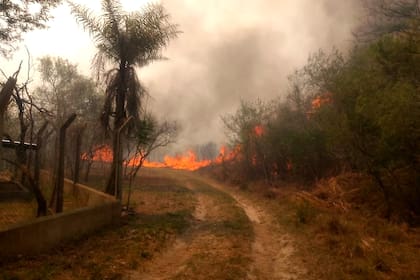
[125,150,212,171]
[143,160,166,168]
[162,151,212,171]
[84,145,241,171]
[287,160,293,171]
[81,145,113,162]
[213,145,241,164]
[254,125,264,137]
[311,92,332,109]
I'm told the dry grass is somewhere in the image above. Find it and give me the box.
[232,173,420,280]
[170,180,253,280]
[0,171,195,280]
[0,201,37,230]
[0,189,82,231]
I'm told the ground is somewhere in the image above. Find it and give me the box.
[1,168,419,279]
[0,168,308,280]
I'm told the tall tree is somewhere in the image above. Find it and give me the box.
[69,0,178,197]
[35,56,103,178]
[357,0,420,41]
[0,0,61,57]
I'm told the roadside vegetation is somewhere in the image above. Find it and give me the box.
[202,1,420,279]
[211,0,419,224]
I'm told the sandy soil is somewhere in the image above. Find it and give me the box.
[128,172,307,280]
[202,177,307,280]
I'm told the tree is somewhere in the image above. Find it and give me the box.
[0,0,61,57]
[0,75,18,162]
[357,0,420,41]
[69,0,179,198]
[125,115,178,208]
[36,56,101,124]
[300,40,420,220]
[222,99,274,181]
[35,56,103,175]
[1,58,51,216]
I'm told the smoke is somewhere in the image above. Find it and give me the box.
[139,0,362,151]
[0,0,362,153]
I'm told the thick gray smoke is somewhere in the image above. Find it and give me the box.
[138,0,362,151]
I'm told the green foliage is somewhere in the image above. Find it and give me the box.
[35,56,102,125]
[69,0,179,131]
[303,35,419,219]
[69,0,179,195]
[223,5,419,220]
[222,99,274,180]
[0,0,61,57]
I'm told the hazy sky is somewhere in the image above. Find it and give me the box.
[2,0,362,151]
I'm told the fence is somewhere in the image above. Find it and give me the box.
[0,175,120,258]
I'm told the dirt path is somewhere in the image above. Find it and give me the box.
[202,178,307,280]
[129,172,307,280]
[130,190,221,280]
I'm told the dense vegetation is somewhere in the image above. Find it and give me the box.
[221,1,420,223]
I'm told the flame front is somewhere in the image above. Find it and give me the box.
[161,150,212,171]
[213,145,241,164]
[82,146,113,163]
[84,145,240,171]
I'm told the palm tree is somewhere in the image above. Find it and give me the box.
[69,0,178,197]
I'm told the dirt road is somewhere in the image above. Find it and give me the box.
[129,171,307,280]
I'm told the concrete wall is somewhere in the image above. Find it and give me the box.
[63,178,115,207]
[0,177,120,258]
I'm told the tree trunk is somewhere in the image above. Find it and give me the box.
[0,77,17,167]
[84,159,93,182]
[105,65,126,197]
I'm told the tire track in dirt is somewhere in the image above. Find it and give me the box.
[129,178,248,280]
[201,178,307,280]
[129,172,306,279]
[129,192,210,280]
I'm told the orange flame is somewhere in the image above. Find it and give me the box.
[162,150,212,171]
[143,160,166,168]
[84,145,241,171]
[81,146,113,162]
[311,92,332,109]
[124,150,212,171]
[254,125,264,137]
[213,145,241,164]
[287,160,293,171]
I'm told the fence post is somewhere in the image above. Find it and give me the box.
[53,114,77,213]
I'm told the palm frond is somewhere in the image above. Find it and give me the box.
[125,4,180,66]
[70,0,179,136]
[102,0,123,23]
[67,1,105,44]
[125,67,144,122]
[101,68,119,130]
[102,0,123,55]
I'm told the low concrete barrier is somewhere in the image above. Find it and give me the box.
[0,176,120,258]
